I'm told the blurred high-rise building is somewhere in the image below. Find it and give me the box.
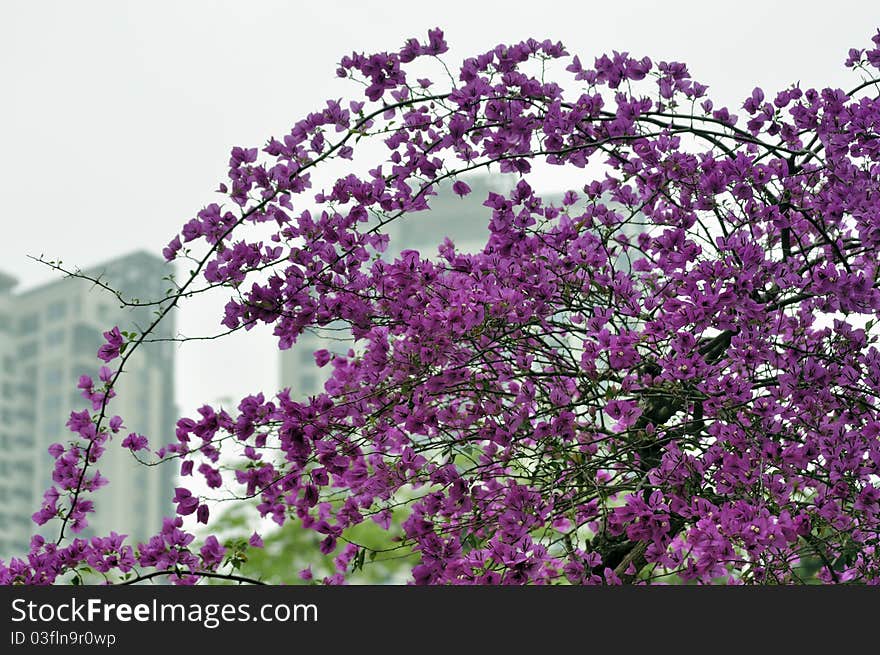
[279,175,509,395]
[0,251,177,560]
[279,176,643,396]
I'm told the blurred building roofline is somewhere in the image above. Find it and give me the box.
[0,270,18,293]
[15,249,168,299]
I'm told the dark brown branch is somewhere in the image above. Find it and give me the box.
[120,570,266,585]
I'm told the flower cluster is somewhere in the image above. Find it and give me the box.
[5,27,880,585]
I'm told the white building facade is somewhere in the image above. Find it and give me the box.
[0,252,177,560]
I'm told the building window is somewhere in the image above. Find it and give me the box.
[300,373,318,394]
[43,393,62,416]
[19,341,38,359]
[44,364,63,387]
[41,421,60,440]
[46,329,65,346]
[73,324,101,354]
[47,300,67,320]
[19,313,39,334]
[70,390,86,408]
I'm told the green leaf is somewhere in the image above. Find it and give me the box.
[353,548,366,572]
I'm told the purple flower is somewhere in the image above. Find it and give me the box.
[452,180,472,197]
[173,488,199,516]
[605,399,643,431]
[66,409,92,435]
[199,536,226,567]
[314,349,332,367]
[162,235,182,261]
[97,327,124,363]
[11,26,880,590]
[121,432,148,452]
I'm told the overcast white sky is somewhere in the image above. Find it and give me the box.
[2,0,879,416]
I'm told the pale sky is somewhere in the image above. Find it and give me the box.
[2,0,879,416]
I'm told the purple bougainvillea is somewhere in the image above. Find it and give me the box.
[6,27,880,585]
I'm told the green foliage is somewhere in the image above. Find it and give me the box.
[204,500,417,584]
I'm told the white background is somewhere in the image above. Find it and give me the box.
[2,0,878,416]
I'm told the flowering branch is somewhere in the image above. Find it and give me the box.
[5,27,880,587]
